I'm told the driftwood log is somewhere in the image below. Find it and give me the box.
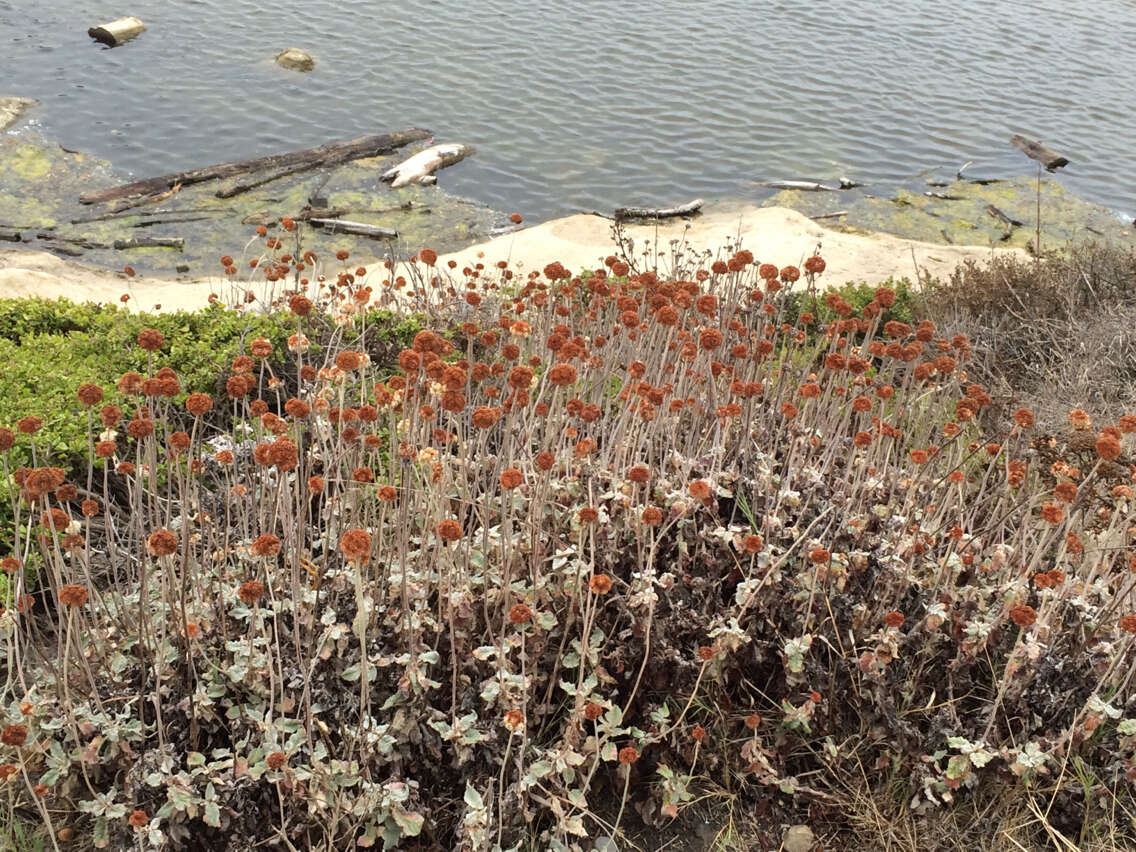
[1010,135,1069,171]
[613,199,704,220]
[88,17,145,47]
[113,236,185,250]
[985,204,1022,240]
[215,163,315,198]
[309,219,397,240]
[809,211,848,220]
[79,129,431,205]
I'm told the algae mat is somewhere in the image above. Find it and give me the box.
[0,127,506,278]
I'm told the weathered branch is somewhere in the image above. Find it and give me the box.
[113,237,185,250]
[613,199,704,220]
[215,162,314,198]
[79,129,431,205]
[1010,135,1069,171]
[309,219,398,240]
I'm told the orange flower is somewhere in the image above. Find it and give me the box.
[744,713,761,730]
[618,746,639,765]
[238,580,265,604]
[883,610,905,628]
[804,255,825,274]
[1013,408,1035,428]
[1119,614,1136,634]
[146,529,178,557]
[699,328,723,350]
[577,506,599,523]
[548,364,578,386]
[583,702,604,721]
[251,534,280,557]
[909,449,929,465]
[697,645,716,661]
[437,519,463,542]
[691,725,707,743]
[779,266,800,283]
[76,383,104,407]
[289,294,313,316]
[808,547,830,564]
[688,480,711,500]
[1040,502,1064,524]
[0,724,27,746]
[335,351,362,372]
[1067,408,1092,430]
[535,451,555,471]
[1096,434,1122,461]
[589,574,613,594]
[1009,605,1037,627]
[137,328,165,351]
[17,416,42,435]
[641,506,663,526]
[508,603,533,624]
[58,585,88,607]
[499,468,524,489]
[128,810,148,829]
[266,751,287,770]
[339,529,372,563]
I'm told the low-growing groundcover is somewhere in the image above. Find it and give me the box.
[1,233,1135,851]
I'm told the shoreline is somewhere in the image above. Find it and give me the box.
[1,203,1028,314]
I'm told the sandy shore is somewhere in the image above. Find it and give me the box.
[0,204,1025,313]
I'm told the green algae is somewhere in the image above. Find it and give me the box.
[760,175,1132,250]
[0,131,502,278]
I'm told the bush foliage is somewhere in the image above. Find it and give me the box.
[1,234,1135,851]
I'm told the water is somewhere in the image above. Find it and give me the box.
[2,0,1134,222]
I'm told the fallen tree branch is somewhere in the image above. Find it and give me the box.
[309,219,398,240]
[113,236,185,250]
[613,198,704,220]
[70,205,231,225]
[215,162,314,198]
[809,211,848,220]
[79,129,431,205]
[1010,135,1070,171]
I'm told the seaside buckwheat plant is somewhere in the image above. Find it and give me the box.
[0,219,1134,850]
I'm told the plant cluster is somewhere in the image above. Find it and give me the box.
[1,225,1135,850]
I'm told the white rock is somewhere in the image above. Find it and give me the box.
[0,97,37,133]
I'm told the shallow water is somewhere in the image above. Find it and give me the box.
[2,0,1134,221]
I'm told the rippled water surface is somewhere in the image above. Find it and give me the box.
[2,0,1133,220]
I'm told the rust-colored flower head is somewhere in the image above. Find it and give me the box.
[335,350,362,372]
[289,294,313,316]
[744,713,761,730]
[503,709,525,732]
[168,431,191,454]
[184,393,213,417]
[137,328,165,351]
[688,480,711,500]
[1096,433,1122,461]
[577,506,599,523]
[238,580,265,605]
[339,529,372,563]
[437,519,463,542]
[0,764,16,781]
[883,610,905,628]
[0,724,28,747]
[1040,502,1064,524]
[535,451,555,471]
[808,547,831,564]
[1013,408,1035,428]
[697,645,716,661]
[146,529,178,557]
[77,383,104,407]
[1009,604,1038,628]
[0,428,12,452]
[1068,408,1092,431]
[499,468,524,490]
[419,248,438,266]
[508,603,533,625]
[128,809,148,829]
[548,363,578,386]
[1119,614,1136,634]
[583,702,604,721]
[58,585,88,607]
[618,746,639,765]
[691,725,707,743]
[804,255,826,274]
[1,557,20,574]
[589,574,613,595]
[16,416,42,435]
[641,506,663,526]
[41,508,70,530]
[266,751,287,770]
[251,534,281,557]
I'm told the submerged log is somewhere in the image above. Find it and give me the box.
[216,162,314,198]
[80,129,431,205]
[88,17,145,47]
[309,218,397,240]
[1010,135,1069,171]
[113,236,185,250]
[614,199,704,220]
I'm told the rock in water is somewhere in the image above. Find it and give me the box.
[275,48,315,72]
[0,97,37,133]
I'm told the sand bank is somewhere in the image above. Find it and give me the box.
[0,205,1025,313]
